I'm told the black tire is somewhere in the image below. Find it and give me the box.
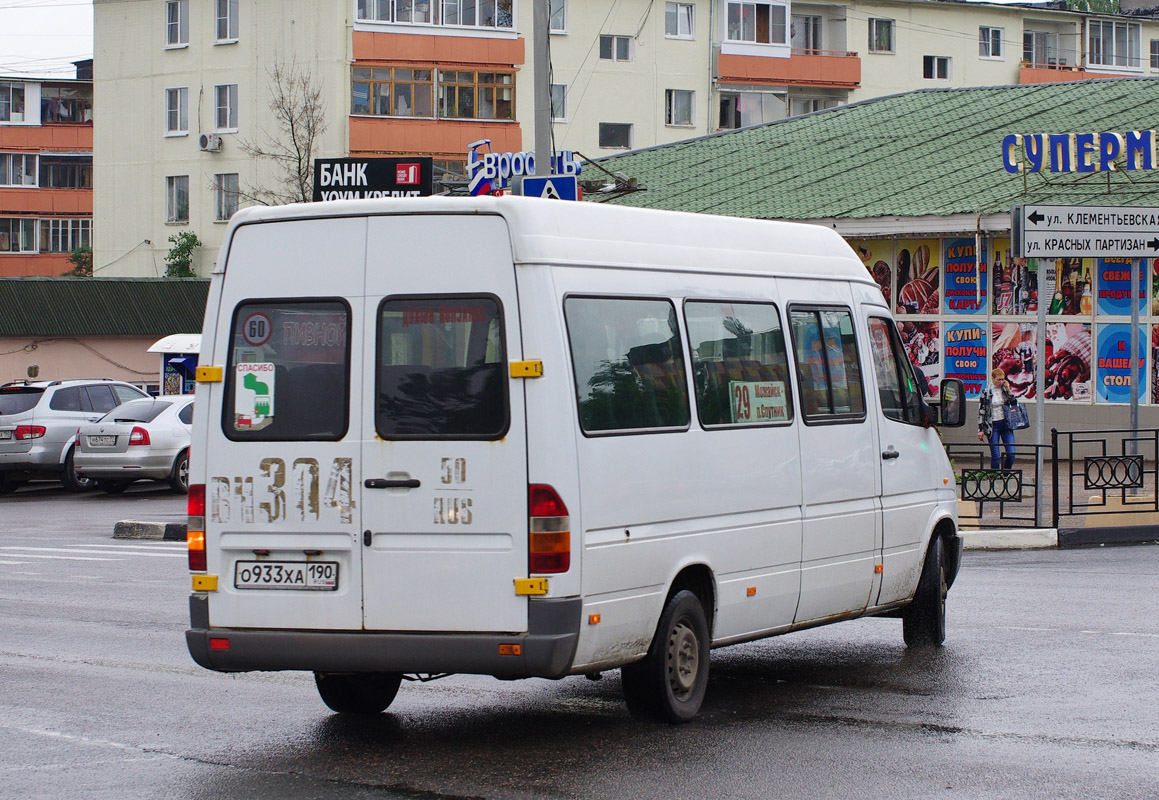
[620,589,710,723]
[98,480,131,495]
[61,448,95,492]
[168,450,189,493]
[903,535,947,647]
[314,672,403,714]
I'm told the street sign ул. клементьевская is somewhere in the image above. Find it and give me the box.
[1016,204,1159,258]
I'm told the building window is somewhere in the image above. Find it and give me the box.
[665,3,694,39]
[665,89,694,126]
[40,219,91,253]
[215,84,239,131]
[165,87,188,134]
[40,86,93,123]
[357,0,513,29]
[550,83,567,121]
[215,173,240,220]
[868,18,893,53]
[788,96,836,116]
[791,15,821,52]
[216,0,239,42]
[923,55,950,79]
[550,0,567,32]
[0,81,26,122]
[166,176,189,223]
[351,67,434,117]
[432,158,467,192]
[726,2,787,45]
[0,218,37,253]
[599,35,633,61]
[438,70,513,120]
[1089,20,1141,67]
[166,0,189,46]
[0,153,37,187]
[719,91,784,129]
[39,156,92,189]
[979,26,1003,58]
[1024,30,1060,67]
[1152,39,1159,69]
[599,122,632,149]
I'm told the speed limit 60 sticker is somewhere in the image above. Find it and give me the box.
[241,312,273,346]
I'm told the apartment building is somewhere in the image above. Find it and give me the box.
[92,0,1159,278]
[0,61,93,277]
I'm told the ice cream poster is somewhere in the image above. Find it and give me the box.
[235,362,275,430]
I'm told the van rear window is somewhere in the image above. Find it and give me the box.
[224,300,350,441]
[376,295,508,439]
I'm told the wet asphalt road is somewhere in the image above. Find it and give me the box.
[2,484,1158,799]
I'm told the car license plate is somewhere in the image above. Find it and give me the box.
[0,430,11,440]
[234,560,338,591]
[88,435,116,446]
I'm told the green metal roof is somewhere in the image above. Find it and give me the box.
[598,78,1159,221]
[0,278,209,337]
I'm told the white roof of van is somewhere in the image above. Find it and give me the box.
[227,196,873,283]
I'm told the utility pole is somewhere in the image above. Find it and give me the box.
[533,0,551,176]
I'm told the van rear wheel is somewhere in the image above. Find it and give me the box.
[314,672,403,714]
[620,589,710,723]
[903,535,947,647]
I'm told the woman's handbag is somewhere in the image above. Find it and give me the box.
[1006,399,1030,430]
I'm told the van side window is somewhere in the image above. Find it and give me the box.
[789,307,866,422]
[684,301,792,427]
[376,295,508,439]
[223,300,350,441]
[868,317,924,424]
[564,297,690,434]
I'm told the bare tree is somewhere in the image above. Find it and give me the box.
[237,58,328,205]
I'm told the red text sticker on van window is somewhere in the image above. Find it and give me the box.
[241,312,273,347]
[396,163,421,185]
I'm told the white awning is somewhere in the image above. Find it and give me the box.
[148,334,201,354]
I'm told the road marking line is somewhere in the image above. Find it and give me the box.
[0,546,183,559]
[0,560,28,565]
[997,626,1057,632]
[0,554,114,561]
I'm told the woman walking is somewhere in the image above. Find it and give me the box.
[977,368,1016,470]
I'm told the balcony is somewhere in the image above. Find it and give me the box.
[1018,61,1126,84]
[718,48,860,89]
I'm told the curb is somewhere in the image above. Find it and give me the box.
[113,520,187,541]
[1058,524,1159,549]
[962,528,1058,550]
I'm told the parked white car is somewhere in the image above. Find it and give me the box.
[74,396,194,494]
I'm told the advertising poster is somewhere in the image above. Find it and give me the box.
[1044,323,1092,401]
[898,321,940,396]
[1044,257,1091,316]
[1152,325,1159,405]
[1095,324,1146,404]
[849,239,893,305]
[990,237,1038,315]
[1094,257,1143,316]
[895,238,940,315]
[943,237,987,315]
[992,322,1037,398]
[1150,259,1159,316]
[943,322,987,398]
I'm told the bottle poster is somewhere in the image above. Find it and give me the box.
[895,238,940,315]
[943,237,987,316]
[1044,257,1091,316]
[943,322,987,398]
[989,238,1037,316]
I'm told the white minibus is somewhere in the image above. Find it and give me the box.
[186,196,966,723]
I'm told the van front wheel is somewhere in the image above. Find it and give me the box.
[903,535,947,647]
[314,672,403,714]
[620,589,710,723]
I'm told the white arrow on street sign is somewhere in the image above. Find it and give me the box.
[1017,204,1159,259]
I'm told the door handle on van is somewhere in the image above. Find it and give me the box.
[881,449,900,460]
[364,478,421,489]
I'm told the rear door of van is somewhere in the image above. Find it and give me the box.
[360,214,529,633]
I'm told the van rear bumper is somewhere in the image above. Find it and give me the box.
[186,595,581,679]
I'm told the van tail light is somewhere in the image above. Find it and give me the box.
[529,484,570,574]
[129,426,150,446]
[15,425,46,440]
[188,483,206,572]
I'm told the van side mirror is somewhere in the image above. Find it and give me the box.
[938,378,966,427]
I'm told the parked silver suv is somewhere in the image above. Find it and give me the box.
[0,379,150,493]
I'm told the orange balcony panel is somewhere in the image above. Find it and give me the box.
[718,51,860,88]
[0,189,91,216]
[349,116,522,157]
[0,124,93,151]
[0,254,73,278]
[353,30,524,66]
[1019,64,1123,84]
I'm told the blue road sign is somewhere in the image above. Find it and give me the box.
[519,174,579,201]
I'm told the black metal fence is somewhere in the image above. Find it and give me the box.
[946,428,1159,529]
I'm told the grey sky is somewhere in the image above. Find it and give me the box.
[0,0,94,78]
